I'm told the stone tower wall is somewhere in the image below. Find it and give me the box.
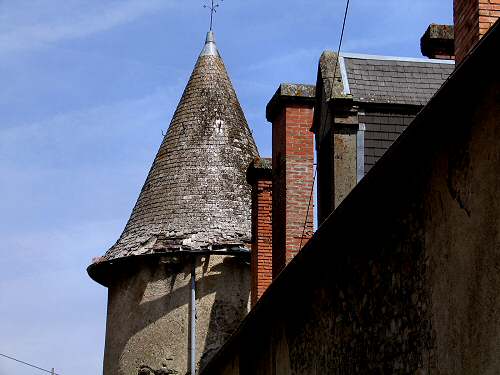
[91,33,258,375]
[103,255,250,375]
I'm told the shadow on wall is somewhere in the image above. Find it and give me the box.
[105,258,189,375]
[198,256,250,369]
[104,254,249,375]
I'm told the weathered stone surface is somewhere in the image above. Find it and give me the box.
[102,39,258,261]
[265,83,316,123]
[103,254,250,375]
[246,157,272,184]
[318,51,345,101]
[92,32,258,375]
[420,24,455,60]
[333,126,357,207]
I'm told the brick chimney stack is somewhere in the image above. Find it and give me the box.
[247,158,273,307]
[266,84,315,279]
[454,0,500,63]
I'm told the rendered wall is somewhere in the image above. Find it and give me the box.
[201,24,500,375]
[332,126,357,209]
[103,254,249,375]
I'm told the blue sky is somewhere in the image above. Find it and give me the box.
[0,1,452,374]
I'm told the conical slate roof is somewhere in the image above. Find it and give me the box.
[103,32,258,261]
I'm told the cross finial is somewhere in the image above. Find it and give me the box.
[203,0,223,31]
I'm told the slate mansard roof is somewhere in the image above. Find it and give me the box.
[100,32,258,261]
[338,53,455,106]
[315,51,455,175]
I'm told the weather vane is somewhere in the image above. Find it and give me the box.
[203,0,223,31]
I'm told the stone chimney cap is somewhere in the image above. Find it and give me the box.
[421,24,454,59]
[200,31,220,57]
[266,83,316,123]
[247,157,272,184]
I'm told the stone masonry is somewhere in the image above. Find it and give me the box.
[88,32,259,375]
[101,35,258,261]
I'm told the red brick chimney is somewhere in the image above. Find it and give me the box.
[266,84,315,279]
[247,158,273,307]
[454,0,500,63]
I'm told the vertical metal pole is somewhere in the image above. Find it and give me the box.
[190,260,196,375]
[209,0,214,30]
[356,122,366,183]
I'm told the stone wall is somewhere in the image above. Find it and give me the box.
[103,254,250,375]
[200,22,500,375]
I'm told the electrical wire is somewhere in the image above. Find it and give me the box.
[298,0,351,251]
[0,352,62,375]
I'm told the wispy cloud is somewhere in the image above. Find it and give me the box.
[0,0,175,53]
[0,87,178,156]
[0,87,182,235]
[245,48,321,72]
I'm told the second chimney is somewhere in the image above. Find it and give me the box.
[247,158,273,307]
[454,0,500,63]
[266,84,315,279]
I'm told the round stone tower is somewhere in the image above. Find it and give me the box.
[88,31,258,375]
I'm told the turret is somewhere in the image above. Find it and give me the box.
[88,31,258,375]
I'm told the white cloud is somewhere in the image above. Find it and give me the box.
[0,0,175,53]
[0,87,178,157]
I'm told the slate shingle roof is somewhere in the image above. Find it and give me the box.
[101,32,258,261]
[341,53,454,106]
